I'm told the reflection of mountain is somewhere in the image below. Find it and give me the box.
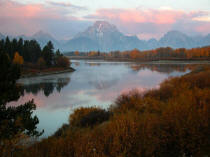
[89,79,118,90]
[129,64,198,74]
[23,77,70,97]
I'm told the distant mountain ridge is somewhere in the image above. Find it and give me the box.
[31,31,60,48]
[0,33,5,40]
[1,21,210,52]
[64,21,210,52]
[64,21,147,51]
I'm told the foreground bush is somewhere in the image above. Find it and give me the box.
[69,107,111,128]
[17,66,210,157]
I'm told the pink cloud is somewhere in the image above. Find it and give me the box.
[85,8,210,39]
[0,0,82,37]
[196,23,210,34]
[88,8,196,24]
[0,0,65,20]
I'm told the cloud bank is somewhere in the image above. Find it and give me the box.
[0,0,209,40]
[85,8,210,39]
[0,0,89,39]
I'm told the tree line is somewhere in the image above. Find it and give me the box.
[0,37,70,68]
[73,46,210,60]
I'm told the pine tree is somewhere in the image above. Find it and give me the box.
[42,41,54,66]
[0,51,42,144]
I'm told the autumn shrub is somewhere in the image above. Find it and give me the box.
[69,107,111,128]
[53,124,69,137]
[37,57,46,70]
[112,90,143,112]
[13,52,24,65]
[157,95,210,157]
[56,56,70,68]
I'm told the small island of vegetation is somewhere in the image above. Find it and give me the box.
[0,37,74,78]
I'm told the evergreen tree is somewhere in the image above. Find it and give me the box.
[11,38,18,57]
[17,38,23,56]
[0,39,4,52]
[0,52,42,140]
[4,37,12,59]
[55,49,62,57]
[28,40,42,63]
[42,41,54,66]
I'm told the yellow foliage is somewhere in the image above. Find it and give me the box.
[74,51,79,56]
[88,51,97,56]
[13,52,24,65]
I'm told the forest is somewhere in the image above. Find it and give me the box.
[12,65,210,157]
[0,37,71,76]
[70,46,210,61]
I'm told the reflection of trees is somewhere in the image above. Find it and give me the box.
[23,78,70,97]
[129,64,199,74]
[85,62,101,66]
[74,62,80,66]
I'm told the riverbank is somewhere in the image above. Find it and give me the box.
[20,67,75,78]
[67,56,210,65]
[67,55,210,63]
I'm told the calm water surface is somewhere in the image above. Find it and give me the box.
[10,60,195,137]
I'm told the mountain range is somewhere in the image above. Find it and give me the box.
[1,21,210,52]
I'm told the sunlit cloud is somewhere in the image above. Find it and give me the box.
[195,23,210,34]
[85,8,210,39]
[85,8,208,24]
[0,0,62,19]
[0,0,89,38]
[193,16,210,22]
[46,1,87,11]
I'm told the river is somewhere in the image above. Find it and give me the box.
[10,60,203,137]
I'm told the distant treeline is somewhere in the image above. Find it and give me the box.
[69,46,210,60]
[0,37,70,68]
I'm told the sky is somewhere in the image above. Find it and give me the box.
[0,0,210,40]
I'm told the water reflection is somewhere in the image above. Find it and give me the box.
[23,78,70,97]
[10,60,205,137]
[85,62,101,66]
[88,79,118,90]
[128,63,198,74]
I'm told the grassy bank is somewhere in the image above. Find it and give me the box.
[16,66,210,157]
[20,67,75,78]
